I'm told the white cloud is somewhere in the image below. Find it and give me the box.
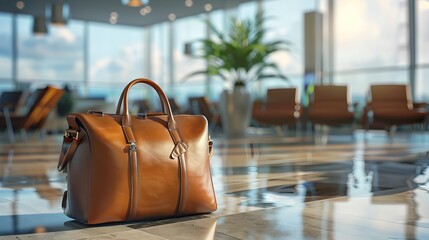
[122,43,144,64]
[18,59,57,80]
[174,48,205,82]
[52,27,76,43]
[90,43,145,82]
[269,51,301,74]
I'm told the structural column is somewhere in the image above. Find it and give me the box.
[168,21,175,95]
[12,14,18,87]
[144,28,152,79]
[303,11,323,106]
[83,21,89,96]
[328,0,334,84]
[408,0,416,99]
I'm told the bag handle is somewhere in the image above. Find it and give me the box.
[115,85,166,116]
[118,78,177,125]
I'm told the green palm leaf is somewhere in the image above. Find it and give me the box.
[184,10,290,87]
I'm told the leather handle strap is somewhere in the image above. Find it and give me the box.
[115,78,177,144]
[116,86,166,115]
[116,78,177,129]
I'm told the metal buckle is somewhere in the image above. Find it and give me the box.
[137,113,148,119]
[87,110,104,116]
[64,129,79,140]
[129,142,137,151]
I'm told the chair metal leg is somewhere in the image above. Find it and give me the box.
[321,125,329,144]
[388,126,396,138]
[3,107,16,143]
[39,128,47,140]
[274,126,284,136]
[296,121,302,137]
[20,129,27,140]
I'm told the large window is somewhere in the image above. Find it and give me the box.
[416,69,429,102]
[0,13,13,81]
[89,23,145,83]
[263,0,317,75]
[151,22,169,89]
[259,1,316,99]
[335,0,408,70]
[416,0,429,102]
[334,70,408,104]
[174,14,205,84]
[207,10,227,101]
[17,15,84,83]
[88,22,146,101]
[0,1,425,104]
[173,14,206,105]
[237,1,258,19]
[333,0,409,103]
[418,0,429,64]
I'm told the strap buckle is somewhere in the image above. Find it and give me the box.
[87,110,104,116]
[64,129,80,141]
[137,113,148,119]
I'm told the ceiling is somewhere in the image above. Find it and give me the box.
[0,0,254,27]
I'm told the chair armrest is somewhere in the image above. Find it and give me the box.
[413,102,427,110]
[252,100,264,110]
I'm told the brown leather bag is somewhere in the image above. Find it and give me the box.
[57,78,217,224]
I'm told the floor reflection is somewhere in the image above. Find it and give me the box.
[0,213,74,235]
[0,148,68,235]
[223,155,428,206]
[0,133,429,239]
[347,156,373,197]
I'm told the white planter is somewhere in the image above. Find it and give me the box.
[219,87,252,137]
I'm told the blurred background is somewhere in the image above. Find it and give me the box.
[0,0,428,137]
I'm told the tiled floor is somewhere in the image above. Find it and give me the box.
[1,130,429,239]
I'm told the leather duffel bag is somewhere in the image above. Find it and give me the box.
[57,78,217,224]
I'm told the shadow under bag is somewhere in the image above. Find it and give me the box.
[57,78,217,224]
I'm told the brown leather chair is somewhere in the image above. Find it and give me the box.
[0,91,25,113]
[0,85,64,142]
[168,98,182,114]
[308,85,355,126]
[252,88,301,127]
[133,99,153,113]
[188,96,221,131]
[362,84,427,130]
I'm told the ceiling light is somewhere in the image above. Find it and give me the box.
[33,15,48,35]
[185,0,193,7]
[110,18,117,24]
[122,0,149,7]
[110,12,118,18]
[139,6,151,16]
[110,12,118,24]
[204,3,212,12]
[168,13,176,21]
[16,1,25,9]
[49,2,70,25]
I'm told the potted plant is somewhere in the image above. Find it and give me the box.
[188,10,288,137]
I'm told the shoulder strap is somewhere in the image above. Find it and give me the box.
[57,115,84,172]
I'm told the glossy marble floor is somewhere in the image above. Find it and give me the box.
[1,130,429,239]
